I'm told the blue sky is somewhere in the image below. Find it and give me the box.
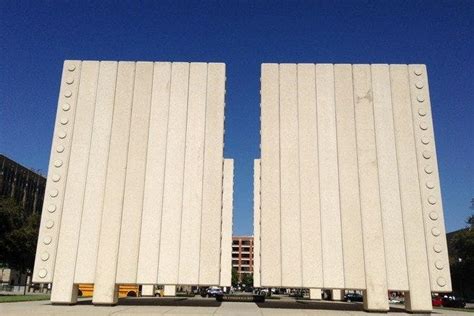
[1,1,473,235]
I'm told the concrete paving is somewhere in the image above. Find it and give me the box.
[0,298,470,315]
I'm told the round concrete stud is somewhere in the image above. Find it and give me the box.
[49,189,59,198]
[66,77,74,84]
[431,227,441,237]
[48,204,56,213]
[416,81,424,89]
[433,244,442,253]
[428,196,437,205]
[419,122,428,130]
[62,103,71,111]
[429,211,439,220]
[414,68,423,76]
[418,108,427,116]
[421,136,430,145]
[58,131,67,139]
[60,117,69,125]
[56,145,65,153]
[38,269,48,279]
[437,277,446,287]
[43,236,52,245]
[54,160,63,167]
[417,95,425,103]
[64,90,72,98]
[435,260,444,270]
[67,64,76,72]
[41,252,50,261]
[424,165,433,174]
[46,220,54,229]
[426,181,435,189]
[422,151,432,159]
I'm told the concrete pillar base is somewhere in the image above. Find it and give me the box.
[309,288,322,300]
[164,285,176,297]
[51,284,78,305]
[92,284,119,305]
[404,291,432,313]
[363,290,389,312]
[141,284,155,296]
[332,289,343,301]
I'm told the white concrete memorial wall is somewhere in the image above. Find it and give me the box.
[256,63,451,312]
[33,60,232,305]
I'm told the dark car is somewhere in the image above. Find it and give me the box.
[441,296,466,308]
[207,286,224,297]
[344,292,363,302]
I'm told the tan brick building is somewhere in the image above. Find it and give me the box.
[232,236,254,282]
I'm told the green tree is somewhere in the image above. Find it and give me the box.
[448,198,474,299]
[231,268,239,287]
[242,273,253,287]
[0,196,40,273]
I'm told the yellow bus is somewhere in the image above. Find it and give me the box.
[78,284,139,298]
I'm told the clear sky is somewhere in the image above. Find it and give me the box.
[1,1,473,236]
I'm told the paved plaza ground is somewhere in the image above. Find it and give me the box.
[0,297,471,315]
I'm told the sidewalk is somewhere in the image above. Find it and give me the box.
[0,297,470,315]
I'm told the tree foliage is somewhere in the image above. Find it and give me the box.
[448,198,474,299]
[0,196,40,273]
[242,273,253,287]
[231,268,239,287]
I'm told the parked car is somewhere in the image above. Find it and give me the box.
[344,292,363,302]
[207,286,224,297]
[432,295,443,307]
[441,296,466,308]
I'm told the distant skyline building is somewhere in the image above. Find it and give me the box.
[0,154,46,214]
[232,236,254,282]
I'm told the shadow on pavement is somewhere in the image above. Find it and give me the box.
[76,297,222,307]
[257,300,409,313]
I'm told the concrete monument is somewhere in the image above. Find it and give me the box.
[255,63,451,313]
[33,60,233,305]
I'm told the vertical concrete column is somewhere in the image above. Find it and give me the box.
[199,63,226,285]
[253,159,261,288]
[279,64,302,287]
[371,65,409,291]
[116,62,154,284]
[141,285,154,297]
[75,61,118,284]
[93,62,136,305]
[158,63,190,285]
[316,64,344,289]
[164,285,176,297]
[334,64,365,289]
[408,65,451,296]
[353,65,389,312]
[260,64,281,286]
[297,64,323,288]
[390,65,432,313]
[332,289,343,301]
[33,61,81,284]
[220,159,234,287]
[51,61,100,304]
[309,288,322,300]
[179,63,208,285]
[136,62,171,284]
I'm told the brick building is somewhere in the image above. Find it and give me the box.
[232,236,254,282]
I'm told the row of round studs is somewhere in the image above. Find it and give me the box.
[37,63,77,279]
[414,67,446,288]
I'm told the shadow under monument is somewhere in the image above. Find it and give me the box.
[257,300,437,314]
[75,297,222,307]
